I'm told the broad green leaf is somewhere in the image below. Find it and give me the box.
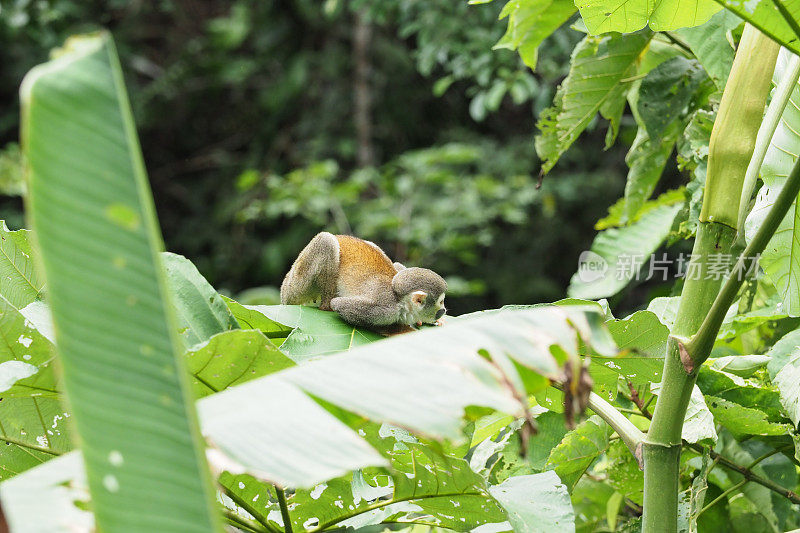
[545,415,612,491]
[568,201,683,299]
[637,57,707,141]
[766,328,800,378]
[585,310,669,388]
[709,354,771,377]
[772,352,800,426]
[715,0,800,56]
[608,310,669,357]
[185,329,294,398]
[705,396,790,438]
[651,382,717,444]
[250,305,382,361]
[495,0,577,69]
[674,10,741,90]
[488,471,575,532]
[220,430,511,532]
[0,222,42,310]
[623,126,682,222]
[536,32,652,173]
[745,49,800,317]
[0,296,69,481]
[163,252,239,348]
[605,440,643,505]
[222,296,291,337]
[697,364,785,422]
[21,33,220,531]
[575,0,720,35]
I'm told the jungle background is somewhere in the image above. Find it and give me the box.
[0,0,681,314]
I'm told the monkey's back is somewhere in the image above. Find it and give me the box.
[335,235,397,297]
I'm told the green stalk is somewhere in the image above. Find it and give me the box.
[737,53,800,234]
[701,25,780,227]
[642,25,780,533]
[276,487,294,533]
[587,392,645,462]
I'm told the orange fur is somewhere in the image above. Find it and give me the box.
[335,235,397,296]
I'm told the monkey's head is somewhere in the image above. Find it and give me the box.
[392,267,447,326]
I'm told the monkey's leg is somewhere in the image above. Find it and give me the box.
[280,232,340,307]
[330,296,400,330]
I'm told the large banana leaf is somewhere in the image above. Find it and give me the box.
[19,33,220,532]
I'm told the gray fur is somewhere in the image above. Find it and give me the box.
[330,294,400,328]
[391,267,447,298]
[280,232,339,309]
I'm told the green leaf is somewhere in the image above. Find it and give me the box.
[0,222,42,310]
[709,354,771,377]
[651,382,717,444]
[545,415,612,491]
[20,33,220,531]
[605,440,643,505]
[495,0,577,70]
[697,365,785,423]
[163,252,239,348]
[637,57,707,141]
[568,201,683,299]
[772,351,800,427]
[185,329,294,398]
[745,49,800,316]
[250,305,382,361]
[766,328,800,378]
[0,296,67,481]
[535,32,652,173]
[674,10,741,90]
[714,0,800,57]
[488,471,575,532]
[222,296,292,337]
[623,125,682,222]
[705,396,790,438]
[575,0,720,35]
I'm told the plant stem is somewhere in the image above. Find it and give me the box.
[276,487,293,533]
[697,479,746,517]
[224,510,268,533]
[0,435,61,456]
[737,53,800,234]
[221,485,281,533]
[587,392,645,462]
[701,24,780,228]
[689,155,800,363]
[687,443,800,504]
[642,25,781,533]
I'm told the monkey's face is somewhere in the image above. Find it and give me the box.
[407,291,446,326]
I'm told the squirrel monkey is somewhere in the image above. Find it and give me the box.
[280,232,447,332]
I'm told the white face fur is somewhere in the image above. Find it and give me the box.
[399,291,446,326]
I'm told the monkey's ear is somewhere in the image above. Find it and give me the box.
[393,262,406,271]
[411,291,427,306]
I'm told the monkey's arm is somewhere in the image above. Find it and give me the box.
[330,296,401,330]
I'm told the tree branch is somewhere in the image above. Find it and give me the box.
[687,443,800,504]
